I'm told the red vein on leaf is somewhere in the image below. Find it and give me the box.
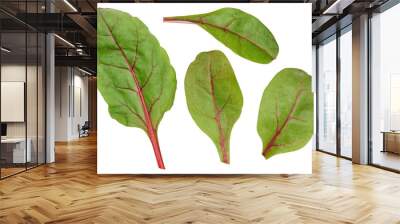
[272,139,304,149]
[163,17,272,59]
[100,61,130,71]
[117,103,147,127]
[100,12,165,169]
[115,86,137,93]
[290,116,306,122]
[262,89,306,157]
[103,79,138,94]
[130,22,140,68]
[208,57,229,164]
[141,52,157,89]
[149,81,164,114]
[217,94,232,114]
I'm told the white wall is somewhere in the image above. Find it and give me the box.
[1,63,46,164]
[1,66,26,137]
[72,73,89,136]
[55,66,69,141]
[1,65,37,138]
[1,82,25,122]
[55,67,89,141]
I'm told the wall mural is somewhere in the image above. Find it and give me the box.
[97,3,313,174]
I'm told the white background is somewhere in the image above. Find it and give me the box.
[97,3,312,174]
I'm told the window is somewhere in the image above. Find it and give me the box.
[370,3,400,171]
[0,1,47,179]
[317,36,337,154]
[316,25,353,159]
[339,28,352,158]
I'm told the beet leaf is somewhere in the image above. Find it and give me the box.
[98,8,177,169]
[164,8,279,64]
[185,50,243,164]
[257,68,313,159]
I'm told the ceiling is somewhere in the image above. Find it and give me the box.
[0,0,393,74]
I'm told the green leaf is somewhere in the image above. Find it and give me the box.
[97,8,177,169]
[257,68,313,159]
[164,7,279,64]
[185,50,243,164]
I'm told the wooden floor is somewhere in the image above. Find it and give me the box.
[0,167,26,178]
[1,135,400,223]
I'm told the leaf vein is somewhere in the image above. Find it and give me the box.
[166,17,273,59]
[262,86,306,156]
[208,56,229,163]
[99,11,157,135]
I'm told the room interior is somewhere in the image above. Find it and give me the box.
[314,0,400,172]
[0,0,400,222]
[370,5,400,170]
[0,29,46,178]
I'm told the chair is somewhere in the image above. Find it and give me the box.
[79,121,90,138]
